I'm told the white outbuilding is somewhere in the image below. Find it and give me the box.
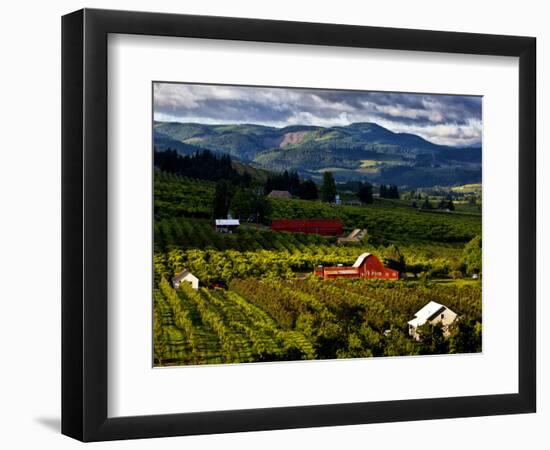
[407,301,458,340]
[172,269,199,290]
[215,219,240,233]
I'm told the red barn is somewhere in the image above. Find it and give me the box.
[271,219,343,236]
[314,253,399,280]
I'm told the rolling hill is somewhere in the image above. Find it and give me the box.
[153,121,481,188]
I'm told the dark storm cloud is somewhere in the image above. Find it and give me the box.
[153,83,482,147]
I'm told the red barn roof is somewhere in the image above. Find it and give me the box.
[271,219,343,236]
[352,252,372,267]
[314,253,399,280]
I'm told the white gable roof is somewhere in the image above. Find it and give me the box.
[172,269,198,282]
[182,271,198,281]
[352,252,371,267]
[407,301,447,327]
[215,219,240,226]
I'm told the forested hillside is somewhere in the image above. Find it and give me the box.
[153,121,481,187]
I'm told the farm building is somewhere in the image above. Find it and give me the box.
[271,219,343,236]
[314,252,399,280]
[267,190,292,199]
[407,301,458,340]
[172,269,199,290]
[337,228,367,243]
[215,218,240,233]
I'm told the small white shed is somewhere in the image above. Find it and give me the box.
[215,219,240,233]
[407,301,458,340]
[172,269,199,290]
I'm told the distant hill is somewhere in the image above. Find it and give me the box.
[153,121,481,188]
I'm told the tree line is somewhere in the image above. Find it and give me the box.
[154,148,252,185]
[379,184,400,199]
[264,170,319,200]
[156,148,404,210]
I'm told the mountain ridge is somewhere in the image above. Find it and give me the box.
[153,121,481,188]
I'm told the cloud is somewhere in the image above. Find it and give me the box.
[153,82,482,147]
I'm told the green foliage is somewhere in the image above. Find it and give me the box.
[153,280,315,366]
[449,318,482,354]
[357,182,374,204]
[228,188,250,220]
[437,199,455,211]
[268,197,481,244]
[421,196,433,210]
[154,121,481,187]
[417,322,449,354]
[153,160,482,367]
[155,230,472,284]
[320,171,337,202]
[154,171,214,220]
[212,180,233,219]
[230,187,270,223]
[154,265,481,366]
[462,235,482,275]
[159,247,353,284]
[154,172,481,247]
[298,179,319,200]
[154,149,249,184]
[379,184,399,199]
[265,170,300,196]
[382,328,420,357]
[449,270,463,279]
[153,307,167,365]
[383,244,406,273]
[154,217,333,253]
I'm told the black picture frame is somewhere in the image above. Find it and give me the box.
[62,8,536,442]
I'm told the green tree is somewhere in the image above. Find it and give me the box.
[230,188,253,221]
[212,180,233,219]
[449,318,482,354]
[449,270,462,279]
[357,182,374,204]
[383,328,420,357]
[229,187,271,223]
[388,184,399,199]
[320,171,337,203]
[421,196,433,210]
[153,309,167,365]
[462,235,482,276]
[383,244,406,273]
[418,322,449,354]
[250,189,271,224]
[298,179,319,200]
[438,198,455,211]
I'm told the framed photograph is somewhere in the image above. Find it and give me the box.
[62,8,536,442]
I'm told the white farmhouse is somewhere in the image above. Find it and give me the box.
[407,301,458,340]
[172,269,199,290]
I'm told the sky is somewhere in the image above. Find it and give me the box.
[153,83,482,147]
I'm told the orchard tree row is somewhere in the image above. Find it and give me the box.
[154,275,481,366]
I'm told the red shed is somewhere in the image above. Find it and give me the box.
[314,253,399,280]
[271,219,343,236]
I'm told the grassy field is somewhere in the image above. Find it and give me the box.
[451,183,482,194]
